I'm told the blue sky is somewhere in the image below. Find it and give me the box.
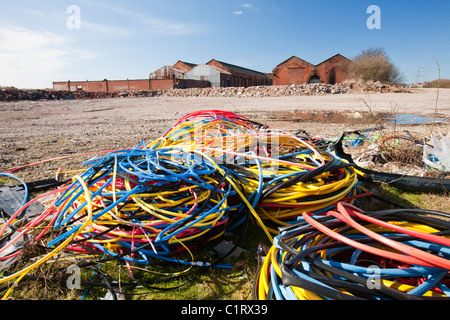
[0,0,448,88]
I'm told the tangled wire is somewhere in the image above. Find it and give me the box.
[2,110,448,300]
[253,202,450,300]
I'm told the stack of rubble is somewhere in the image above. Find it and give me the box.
[149,83,408,98]
[0,83,408,102]
[0,88,120,102]
[156,83,351,98]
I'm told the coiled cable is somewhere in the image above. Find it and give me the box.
[254,202,450,300]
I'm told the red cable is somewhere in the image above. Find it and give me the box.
[329,203,450,270]
[339,202,450,247]
[301,210,443,268]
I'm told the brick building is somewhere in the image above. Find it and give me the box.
[148,61,210,90]
[271,54,351,85]
[206,59,272,87]
[172,60,197,72]
[53,55,350,93]
[184,64,232,88]
[52,79,151,93]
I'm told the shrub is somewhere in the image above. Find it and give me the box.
[349,47,402,84]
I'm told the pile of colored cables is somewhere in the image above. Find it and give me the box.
[150,110,366,234]
[231,140,365,234]
[0,144,253,299]
[253,202,450,300]
[149,109,261,151]
[1,110,367,299]
[46,143,251,267]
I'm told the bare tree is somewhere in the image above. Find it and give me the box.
[349,48,402,84]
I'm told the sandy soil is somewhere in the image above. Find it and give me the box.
[1,88,449,182]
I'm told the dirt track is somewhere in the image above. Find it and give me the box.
[1,88,449,182]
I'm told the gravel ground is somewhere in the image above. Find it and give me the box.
[1,88,448,182]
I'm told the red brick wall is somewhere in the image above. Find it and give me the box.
[273,55,351,85]
[53,82,69,91]
[108,80,147,93]
[316,55,351,84]
[127,79,150,91]
[53,79,149,92]
[272,57,316,85]
[86,81,108,92]
[149,79,175,91]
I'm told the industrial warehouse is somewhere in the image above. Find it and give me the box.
[52,54,350,93]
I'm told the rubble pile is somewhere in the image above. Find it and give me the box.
[0,88,120,102]
[0,83,408,102]
[159,83,351,98]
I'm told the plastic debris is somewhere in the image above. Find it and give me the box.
[423,133,450,173]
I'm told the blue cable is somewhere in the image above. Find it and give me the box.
[0,172,29,213]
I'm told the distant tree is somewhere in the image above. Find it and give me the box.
[349,47,402,84]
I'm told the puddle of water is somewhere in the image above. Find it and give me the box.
[265,111,447,125]
[389,114,445,125]
[266,111,388,124]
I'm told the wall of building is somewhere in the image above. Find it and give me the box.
[176,79,210,89]
[53,82,70,91]
[149,79,175,91]
[272,55,351,85]
[50,80,107,92]
[53,78,210,92]
[150,65,185,80]
[272,57,316,85]
[53,55,350,93]
[184,64,224,88]
[85,81,108,92]
[107,79,150,93]
[53,79,150,93]
[316,55,351,85]
[207,60,272,87]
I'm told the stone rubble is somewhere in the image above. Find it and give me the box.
[134,83,408,98]
[0,83,408,102]
[0,88,120,102]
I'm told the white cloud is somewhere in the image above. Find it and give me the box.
[245,3,259,11]
[0,24,96,88]
[234,3,258,15]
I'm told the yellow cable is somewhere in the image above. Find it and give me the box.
[0,175,94,300]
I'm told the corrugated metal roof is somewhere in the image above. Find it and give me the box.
[207,59,271,78]
[205,64,232,75]
[149,65,185,79]
[184,64,231,87]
